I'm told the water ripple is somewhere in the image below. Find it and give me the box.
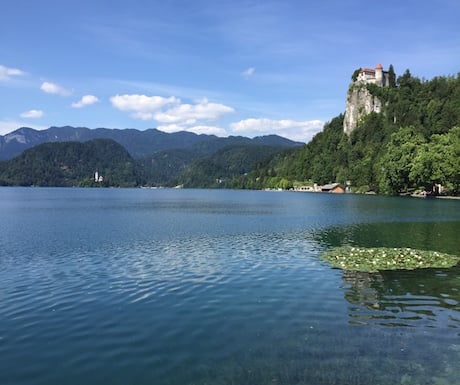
[343,269,460,329]
[1,188,460,385]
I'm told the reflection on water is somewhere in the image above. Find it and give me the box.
[316,221,460,255]
[342,267,460,328]
[1,189,459,385]
[314,221,460,329]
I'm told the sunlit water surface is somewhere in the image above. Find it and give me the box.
[0,188,459,385]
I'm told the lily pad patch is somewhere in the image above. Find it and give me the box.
[321,246,460,272]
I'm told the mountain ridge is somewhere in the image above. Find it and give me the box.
[0,126,302,161]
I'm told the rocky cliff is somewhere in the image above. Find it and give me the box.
[343,84,382,135]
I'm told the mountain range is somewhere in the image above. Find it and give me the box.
[0,126,301,161]
[4,69,457,194]
[0,126,302,187]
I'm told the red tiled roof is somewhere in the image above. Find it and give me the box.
[362,68,375,73]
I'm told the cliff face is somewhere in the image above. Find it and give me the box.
[343,84,382,135]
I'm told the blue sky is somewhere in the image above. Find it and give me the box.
[1,0,459,142]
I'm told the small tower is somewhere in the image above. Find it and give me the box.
[375,63,383,86]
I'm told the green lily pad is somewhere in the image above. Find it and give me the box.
[321,246,460,272]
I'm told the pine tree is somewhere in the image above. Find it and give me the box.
[388,64,396,88]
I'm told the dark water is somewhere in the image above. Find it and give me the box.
[0,188,459,385]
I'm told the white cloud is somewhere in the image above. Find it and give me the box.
[71,94,99,108]
[230,118,324,142]
[0,65,25,81]
[20,109,44,118]
[40,81,71,96]
[156,124,185,133]
[154,98,234,125]
[157,123,228,137]
[111,94,234,129]
[110,94,179,120]
[241,67,255,78]
[186,125,228,136]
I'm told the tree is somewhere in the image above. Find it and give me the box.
[388,64,396,88]
[410,128,460,193]
[379,126,426,194]
[352,68,362,82]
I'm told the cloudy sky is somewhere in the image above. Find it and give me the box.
[1,0,459,142]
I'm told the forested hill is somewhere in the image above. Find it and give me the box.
[233,71,460,195]
[0,126,301,160]
[1,71,458,193]
[0,139,142,187]
[0,138,296,188]
[0,127,302,188]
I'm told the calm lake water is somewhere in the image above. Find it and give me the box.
[0,188,459,385]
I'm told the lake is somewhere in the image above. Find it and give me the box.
[0,187,459,385]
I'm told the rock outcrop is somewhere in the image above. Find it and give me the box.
[343,64,390,135]
[343,84,382,135]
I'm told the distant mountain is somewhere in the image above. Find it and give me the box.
[0,126,304,187]
[135,133,303,186]
[0,139,142,187]
[0,126,302,160]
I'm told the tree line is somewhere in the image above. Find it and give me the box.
[232,70,460,195]
[0,139,288,188]
[1,69,458,194]
[0,139,142,187]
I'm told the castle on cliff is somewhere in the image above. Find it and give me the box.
[343,63,391,135]
[355,64,390,87]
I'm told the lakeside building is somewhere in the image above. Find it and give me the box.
[94,171,103,183]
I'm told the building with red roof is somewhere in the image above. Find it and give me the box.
[356,64,389,86]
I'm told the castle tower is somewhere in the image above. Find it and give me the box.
[375,63,383,86]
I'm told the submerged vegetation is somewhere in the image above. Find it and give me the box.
[321,246,460,272]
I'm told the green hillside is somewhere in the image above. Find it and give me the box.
[233,71,460,195]
[0,139,142,187]
[1,70,458,194]
[0,139,296,188]
[136,136,302,187]
[177,145,286,188]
